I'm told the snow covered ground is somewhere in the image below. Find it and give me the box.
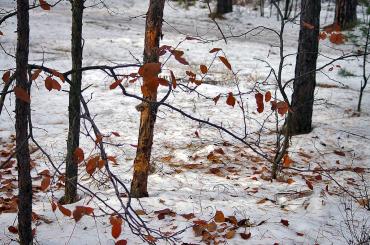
[0,0,369,244]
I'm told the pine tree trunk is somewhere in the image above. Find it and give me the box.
[16,0,32,244]
[130,0,165,198]
[217,0,232,15]
[288,0,321,135]
[334,0,357,29]
[64,0,84,204]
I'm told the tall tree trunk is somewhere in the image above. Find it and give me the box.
[63,0,84,204]
[130,0,165,198]
[288,0,321,135]
[16,0,32,244]
[334,0,357,29]
[260,0,265,17]
[217,0,232,15]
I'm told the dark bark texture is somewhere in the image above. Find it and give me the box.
[130,0,165,198]
[16,0,32,244]
[288,0,321,135]
[217,0,232,14]
[64,0,84,204]
[335,0,358,29]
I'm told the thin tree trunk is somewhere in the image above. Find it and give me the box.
[358,22,369,112]
[217,0,233,15]
[334,0,358,29]
[284,0,291,19]
[63,0,84,204]
[288,0,321,135]
[130,0,165,198]
[16,0,32,244]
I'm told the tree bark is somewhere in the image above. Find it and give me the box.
[16,0,32,244]
[288,0,321,135]
[130,0,165,198]
[334,0,358,29]
[217,0,232,15]
[64,0,84,204]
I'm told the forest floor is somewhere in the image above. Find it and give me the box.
[0,0,370,244]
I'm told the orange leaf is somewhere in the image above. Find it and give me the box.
[200,65,208,74]
[226,92,236,107]
[39,0,51,10]
[72,207,84,222]
[255,92,264,113]
[305,180,313,190]
[218,56,232,70]
[329,32,345,45]
[31,69,42,81]
[86,156,99,175]
[72,206,94,222]
[287,178,295,184]
[276,101,289,116]
[172,50,189,65]
[145,235,156,243]
[95,134,103,144]
[40,176,51,192]
[265,91,272,102]
[2,71,11,83]
[51,79,61,91]
[110,80,122,90]
[14,86,30,103]
[45,76,53,91]
[45,77,60,91]
[240,232,251,240]
[302,21,314,30]
[115,240,127,245]
[58,204,72,217]
[214,210,225,223]
[73,147,84,164]
[51,70,65,82]
[51,201,57,212]
[110,216,123,239]
[107,156,118,165]
[181,213,195,220]
[8,226,18,234]
[83,207,94,215]
[170,70,177,89]
[323,23,341,33]
[213,94,221,105]
[333,150,345,156]
[280,219,289,226]
[112,132,120,137]
[209,48,222,53]
[186,70,196,77]
[353,167,365,174]
[225,229,236,239]
[158,77,169,86]
[98,159,105,169]
[319,32,327,40]
[282,154,293,168]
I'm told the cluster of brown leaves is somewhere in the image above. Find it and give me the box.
[192,210,253,244]
[320,23,346,45]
